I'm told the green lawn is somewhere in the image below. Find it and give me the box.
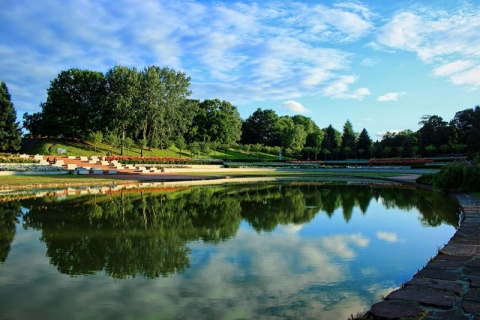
[22,138,282,160]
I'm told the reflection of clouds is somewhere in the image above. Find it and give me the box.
[376,231,399,243]
[2,228,374,320]
[277,223,304,234]
[320,233,370,259]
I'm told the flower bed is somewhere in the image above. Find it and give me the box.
[104,156,219,165]
[0,163,66,172]
[0,154,36,164]
[367,158,434,166]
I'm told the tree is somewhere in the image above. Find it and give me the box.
[0,82,21,152]
[356,128,372,158]
[190,99,242,147]
[418,115,449,156]
[241,108,280,146]
[187,142,200,158]
[105,65,139,155]
[153,68,192,149]
[321,125,341,159]
[466,106,480,158]
[450,108,475,145]
[333,147,341,160]
[383,146,392,158]
[425,145,436,157]
[104,131,119,154]
[369,145,378,158]
[87,131,103,154]
[292,115,324,148]
[396,146,404,158]
[278,116,307,156]
[175,136,186,158]
[199,141,210,156]
[411,146,419,157]
[124,137,134,155]
[22,112,42,137]
[137,66,163,157]
[341,120,356,159]
[40,68,106,139]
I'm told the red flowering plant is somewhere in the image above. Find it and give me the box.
[367,158,434,166]
[105,156,194,165]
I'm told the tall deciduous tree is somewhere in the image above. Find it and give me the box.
[153,68,192,149]
[22,112,42,137]
[417,115,450,155]
[0,82,22,152]
[241,108,280,146]
[191,99,242,147]
[41,68,106,139]
[105,66,139,155]
[137,66,163,156]
[292,115,324,148]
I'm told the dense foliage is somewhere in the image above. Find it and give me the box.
[0,82,22,152]
[12,64,480,160]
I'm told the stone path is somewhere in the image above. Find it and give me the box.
[357,193,480,320]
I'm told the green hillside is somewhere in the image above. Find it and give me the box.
[19,138,280,161]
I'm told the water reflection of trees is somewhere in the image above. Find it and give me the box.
[0,201,21,263]
[0,183,459,278]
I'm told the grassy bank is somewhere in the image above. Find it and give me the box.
[0,170,413,189]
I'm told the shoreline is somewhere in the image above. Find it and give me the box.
[356,192,480,320]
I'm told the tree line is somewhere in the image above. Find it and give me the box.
[3,66,480,159]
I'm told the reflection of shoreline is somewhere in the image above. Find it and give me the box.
[0,184,192,202]
[0,177,404,202]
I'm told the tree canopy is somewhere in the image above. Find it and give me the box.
[0,81,21,152]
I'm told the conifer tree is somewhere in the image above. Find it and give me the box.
[0,81,22,152]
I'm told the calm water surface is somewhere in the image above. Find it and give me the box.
[0,182,460,320]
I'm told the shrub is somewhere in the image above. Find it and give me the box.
[434,162,480,193]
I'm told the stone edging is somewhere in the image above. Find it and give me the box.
[356,192,480,320]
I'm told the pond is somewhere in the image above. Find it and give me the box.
[0,182,460,320]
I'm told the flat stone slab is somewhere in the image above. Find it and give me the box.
[368,300,424,319]
[414,268,461,281]
[441,244,480,256]
[386,287,457,309]
[425,259,464,270]
[471,278,480,288]
[465,288,480,302]
[423,310,469,320]
[405,278,463,294]
[463,300,480,314]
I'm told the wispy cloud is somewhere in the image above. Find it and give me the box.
[375,4,480,91]
[376,231,399,243]
[0,0,376,114]
[377,92,406,102]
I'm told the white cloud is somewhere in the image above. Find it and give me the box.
[280,100,311,114]
[0,0,376,115]
[450,66,480,88]
[377,12,422,51]
[377,92,406,102]
[376,231,399,243]
[375,5,480,92]
[322,75,371,100]
[433,60,474,76]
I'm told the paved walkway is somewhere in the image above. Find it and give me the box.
[357,193,480,320]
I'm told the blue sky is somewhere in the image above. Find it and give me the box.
[1,0,479,139]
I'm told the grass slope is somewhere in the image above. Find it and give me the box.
[20,138,280,160]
